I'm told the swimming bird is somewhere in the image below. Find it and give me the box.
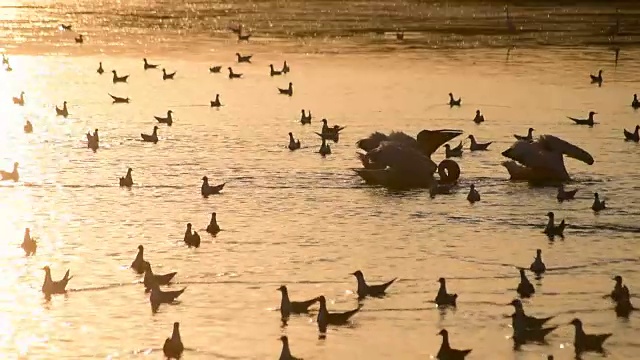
[318,138,331,156]
[120,168,133,187]
[467,184,480,203]
[632,94,640,109]
[228,67,242,79]
[143,58,158,70]
[42,266,72,296]
[0,162,19,182]
[163,322,184,360]
[570,318,612,356]
[210,94,222,108]
[56,101,69,117]
[318,119,346,142]
[351,270,397,299]
[444,143,463,158]
[436,329,471,360]
[509,299,553,329]
[277,285,319,319]
[201,176,225,197]
[544,211,566,238]
[590,69,603,84]
[269,64,282,76]
[282,60,290,74]
[278,82,293,96]
[111,70,129,83]
[24,121,33,134]
[279,336,302,360]
[184,223,201,248]
[473,110,484,124]
[435,277,457,307]
[109,93,130,103]
[59,24,72,31]
[316,295,361,333]
[568,111,597,126]
[516,268,535,298]
[238,32,251,41]
[130,245,147,274]
[155,110,173,126]
[512,309,557,346]
[75,34,83,43]
[613,286,636,318]
[209,65,222,73]
[288,132,301,151]
[236,53,252,63]
[300,110,311,124]
[162,68,176,80]
[448,93,461,106]
[530,249,546,276]
[514,127,534,142]
[623,125,639,142]
[206,212,220,234]
[143,262,177,292]
[97,62,104,74]
[468,135,491,151]
[86,129,99,150]
[557,184,578,202]
[149,278,186,313]
[592,192,606,212]
[12,91,24,106]
[21,228,37,256]
[140,126,159,143]
[610,275,630,302]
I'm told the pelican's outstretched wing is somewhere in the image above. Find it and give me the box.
[538,135,594,165]
[416,129,464,157]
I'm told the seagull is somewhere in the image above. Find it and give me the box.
[24,120,33,133]
[111,70,129,83]
[300,110,312,124]
[318,119,345,142]
[517,268,535,298]
[206,212,221,234]
[529,249,546,276]
[316,295,362,333]
[436,329,472,359]
[75,34,83,43]
[467,184,480,203]
[590,69,603,84]
[131,245,146,274]
[163,322,184,360]
[557,184,578,202]
[155,110,173,126]
[435,277,457,307]
[86,129,99,150]
[120,168,133,187]
[0,162,19,182]
[288,133,301,151]
[568,111,597,126]
[97,62,104,74]
[277,285,319,319]
[184,223,201,248]
[149,277,186,313]
[140,126,159,143]
[351,270,397,299]
[569,318,612,356]
[278,82,293,96]
[228,67,242,79]
[632,94,640,109]
[12,91,25,106]
[282,61,290,73]
[543,211,565,238]
[143,262,177,292]
[42,266,72,296]
[610,275,630,302]
[279,336,302,360]
[109,93,130,103]
[209,65,222,73]
[468,135,491,151]
[444,143,463,158]
[59,24,72,31]
[592,192,606,212]
[201,176,225,197]
[269,64,283,76]
[512,307,557,346]
[21,228,37,256]
[56,101,69,117]
[162,68,176,80]
[210,94,222,108]
[448,93,461,106]
[318,138,331,156]
[623,125,640,142]
[143,58,159,70]
[509,299,554,329]
[514,127,534,142]
[236,53,252,63]
[473,110,484,123]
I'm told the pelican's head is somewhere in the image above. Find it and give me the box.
[186,223,192,229]
[437,329,448,337]
[536,249,542,256]
[351,270,363,278]
[153,126,159,131]
[470,184,475,190]
[594,192,599,199]
[613,275,622,283]
[202,176,208,181]
[508,299,522,307]
[569,318,582,327]
[322,119,328,124]
[437,277,445,284]
[588,111,597,117]
[546,211,554,218]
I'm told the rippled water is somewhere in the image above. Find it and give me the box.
[1,0,640,359]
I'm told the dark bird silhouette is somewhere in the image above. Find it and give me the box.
[567,111,597,127]
[610,275,630,302]
[210,94,222,108]
[86,129,99,151]
[435,277,457,307]
[184,223,201,248]
[269,64,282,76]
[141,126,159,143]
[468,135,491,151]
[42,266,72,296]
[300,110,311,124]
[473,109,484,124]
[111,70,129,83]
[632,94,640,109]
[277,285,319,319]
[97,62,104,74]
[109,93,130,103]
[75,34,83,43]
[529,249,546,276]
[512,312,557,346]
[448,92,461,106]
[318,137,331,156]
[228,67,242,79]
[119,168,133,187]
[282,60,290,73]
[351,270,397,299]
[24,120,33,133]
[288,132,301,151]
[316,295,361,333]
[318,118,345,143]
[155,110,173,126]
[543,211,565,238]
[517,268,535,298]
[201,176,225,197]
[436,329,472,359]
[209,65,222,73]
[0,162,19,182]
[131,245,146,274]
[508,299,553,329]
[21,228,37,256]
[590,69,603,84]
[592,192,606,212]
[206,212,220,235]
[279,336,302,360]
[59,24,72,31]
[623,125,639,142]
[236,53,252,63]
[12,91,24,106]
[143,58,159,70]
[570,318,612,356]
[557,184,578,202]
[143,262,177,292]
[278,82,293,96]
[56,101,69,117]
[163,322,184,359]
[149,277,186,313]
[514,127,534,142]
[162,68,176,80]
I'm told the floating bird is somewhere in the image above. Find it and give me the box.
[277,285,319,319]
[75,34,83,43]
[632,94,640,109]
[56,101,69,117]
[86,129,99,150]
[300,110,311,124]
[590,69,603,85]
[352,270,397,299]
[12,91,25,106]
[317,119,345,143]
[316,295,361,333]
[514,127,534,142]
[569,318,612,356]
[282,61,290,74]
[436,329,471,359]
[318,138,331,156]
[143,58,158,70]
[435,277,457,307]
[155,110,173,126]
[0,162,19,182]
[131,245,146,274]
[120,168,133,187]
[238,32,251,41]
[512,309,557,346]
[279,336,302,360]
[184,223,201,248]
[141,126,159,143]
[210,94,222,108]
[209,65,222,73]
[109,93,130,103]
[59,24,72,31]
[610,275,630,303]
[111,70,129,83]
[592,192,606,212]
[21,228,37,256]
[42,266,72,296]
[288,132,301,151]
[162,68,176,80]
[529,249,546,276]
[544,211,566,238]
[516,268,535,298]
[568,111,597,126]
[509,299,553,329]
[448,93,461,106]
[24,121,33,134]
[236,53,252,63]
[228,67,242,79]
[444,143,463,158]
[201,176,225,197]
[97,62,104,74]
[143,262,177,292]
[163,322,184,360]
[278,82,293,96]
[149,277,186,313]
[468,135,491,151]
[557,184,578,202]
[467,184,480,203]
[269,64,283,76]
[623,125,639,142]
[614,290,636,318]
[473,110,484,124]
[206,212,220,234]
